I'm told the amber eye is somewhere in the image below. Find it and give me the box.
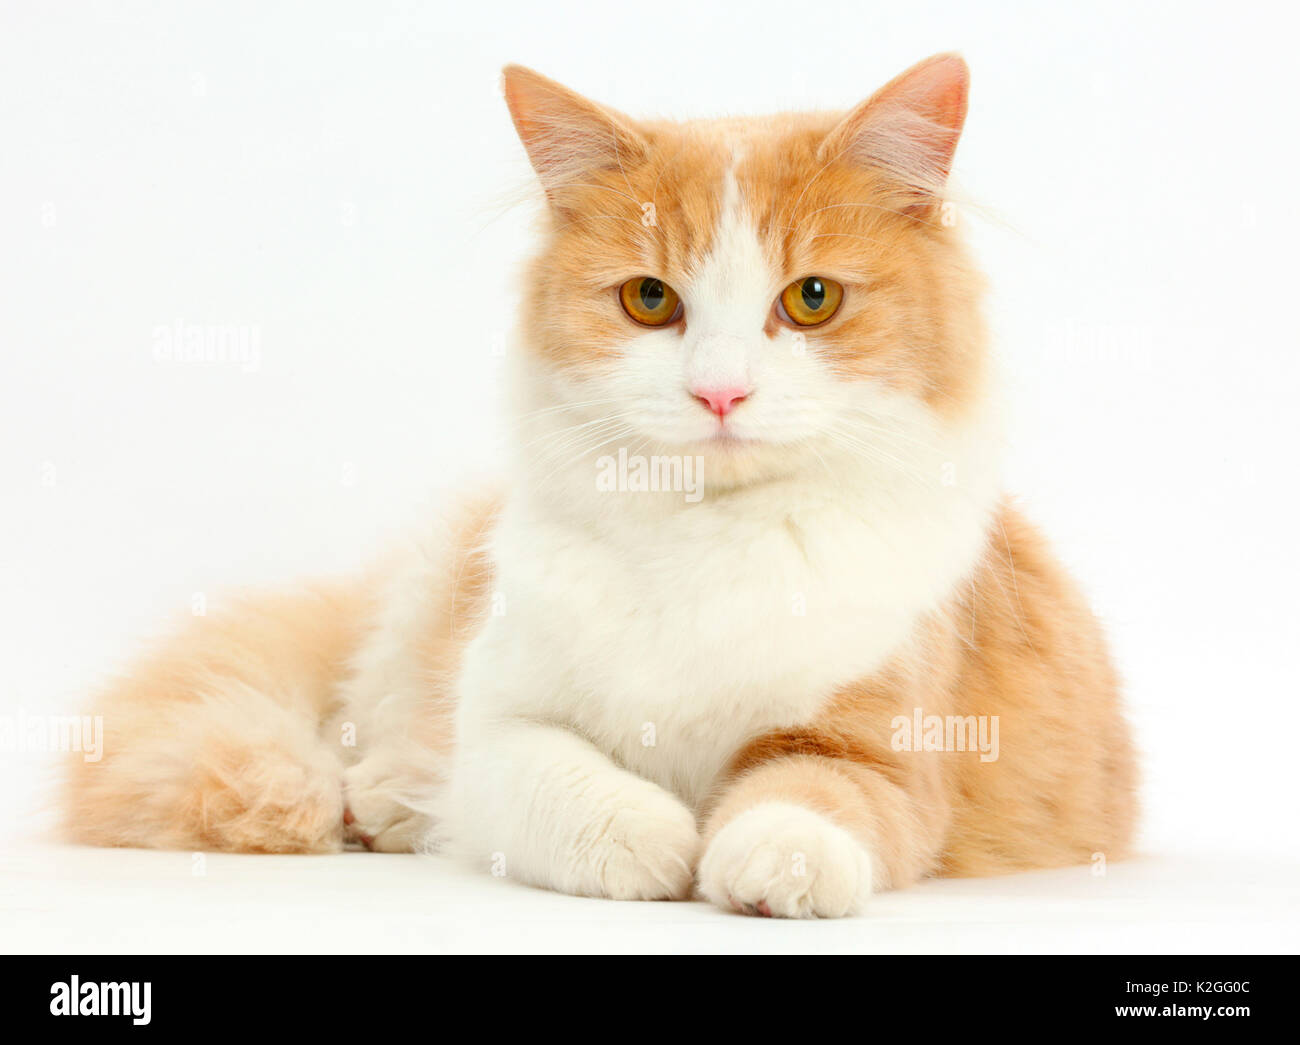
[619,277,682,327]
[778,276,843,326]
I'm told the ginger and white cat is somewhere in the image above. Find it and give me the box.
[63,54,1137,918]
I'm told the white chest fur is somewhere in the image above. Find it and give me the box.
[454,402,1000,809]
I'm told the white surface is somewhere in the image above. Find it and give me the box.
[2,842,1294,954]
[3,2,1299,951]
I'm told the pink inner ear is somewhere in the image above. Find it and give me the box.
[895,54,970,135]
[501,64,648,203]
[501,65,583,186]
[820,53,971,195]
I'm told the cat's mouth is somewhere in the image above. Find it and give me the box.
[687,435,811,490]
[678,427,772,462]
[704,428,760,446]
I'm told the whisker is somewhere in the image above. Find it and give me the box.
[531,424,639,488]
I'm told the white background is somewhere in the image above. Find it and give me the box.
[2,1,1297,952]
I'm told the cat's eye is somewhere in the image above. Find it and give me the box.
[619,277,682,327]
[778,276,843,327]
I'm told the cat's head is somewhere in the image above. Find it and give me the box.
[504,55,987,493]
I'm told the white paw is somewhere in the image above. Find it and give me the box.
[342,757,432,853]
[698,802,874,918]
[566,786,700,901]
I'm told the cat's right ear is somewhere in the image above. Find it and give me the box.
[501,66,649,210]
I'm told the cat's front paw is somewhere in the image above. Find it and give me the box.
[342,757,431,853]
[566,785,700,901]
[698,802,874,918]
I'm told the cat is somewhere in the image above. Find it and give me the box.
[62,54,1137,918]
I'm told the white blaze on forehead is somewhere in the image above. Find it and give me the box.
[682,155,775,390]
[688,159,774,329]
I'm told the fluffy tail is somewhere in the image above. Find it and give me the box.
[62,583,370,853]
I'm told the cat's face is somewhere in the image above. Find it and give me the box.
[506,56,986,490]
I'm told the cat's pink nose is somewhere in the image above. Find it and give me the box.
[692,386,748,418]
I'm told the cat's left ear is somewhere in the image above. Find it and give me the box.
[502,65,649,212]
[819,53,969,213]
